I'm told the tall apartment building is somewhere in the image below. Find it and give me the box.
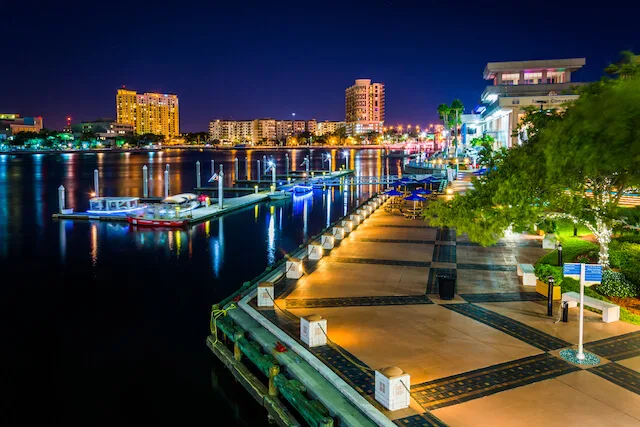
[116,88,179,138]
[275,120,294,140]
[252,119,277,144]
[316,120,346,136]
[345,79,385,135]
[306,119,317,135]
[209,120,252,142]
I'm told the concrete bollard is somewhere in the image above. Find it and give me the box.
[332,226,345,240]
[350,213,361,226]
[300,314,327,348]
[357,208,367,218]
[93,169,99,197]
[308,242,323,260]
[375,367,411,411]
[341,219,353,233]
[286,257,303,279]
[196,161,201,188]
[58,185,66,213]
[321,233,334,250]
[142,165,148,198]
[257,282,274,307]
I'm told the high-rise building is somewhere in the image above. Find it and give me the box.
[306,119,317,135]
[345,79,385,135]
[209,120,252,143]
[316,120,346,136]
[252,119,277,144]
[275,120,294,140]
[116,88,179,138]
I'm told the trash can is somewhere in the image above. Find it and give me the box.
[437,275,456,300]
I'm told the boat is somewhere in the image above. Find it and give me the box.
[292,185,313,195]
[87,197,145,215]
[159,193,201,215]
[127,216,190,227]
[268,191,292,200]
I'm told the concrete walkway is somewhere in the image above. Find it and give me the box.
[256,191,640,426]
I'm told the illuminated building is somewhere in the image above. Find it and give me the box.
[208,120,253,143]
[211,118,318,143]
[116,88,179,138]
[0,114,43,137]
[252,119,277,144]
[71,119,134,139]
[316,121,346,136]
[345,79,385,135]
[462,58,586,148]
[275,120,294,140]
[306,119,317,135]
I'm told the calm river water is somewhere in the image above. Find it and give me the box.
[1,148,403,426]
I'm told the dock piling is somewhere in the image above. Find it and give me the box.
[165,163,170,173]
[142,165,148,198]
[305,155,309,173]
[93,169,99,197]
[257,160,261,183]
[164,170,169,198]
[245,156,248,179]
[196,161,201,188]
[234,157,239,179]
[234,331,244,361]
[285,153,289,178]
[58,185,65,213]
[272,162,276,186]
[211,159,215,177]
[218,164,224,209]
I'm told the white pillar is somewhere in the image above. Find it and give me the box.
[321,233,334,250]
[211,159,215,177]
[375,367,410,411]
[93,169,99,197]
[577,263,586,360]
[300,314,327,348]
[166,163,170,173]
[257,282,274,307]
[272,163,276,187]
[257,160,261,183]
[196,161,201,188]
[263,155,267,173]
[305,155,309,173]
[142,165,148,198]
[218,164,224,209]
[308,242,323,260]
[234,157,239,179]
[58,185,66,213]
[285,153,289,177]
[286,257,303,279]
[164,170,169,198]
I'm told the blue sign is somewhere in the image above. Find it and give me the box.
[563,263,581,276]
[584,264,603,283]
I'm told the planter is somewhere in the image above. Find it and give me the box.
[542,234,558,249]
[536,280,561,301]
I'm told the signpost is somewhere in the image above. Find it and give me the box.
[576,263,603,361]
[563,263,581,280]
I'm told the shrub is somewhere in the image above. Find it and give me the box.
[596,270,639,298]
[535,264,563,285]
[537,237,598,267]
[609,241,640,286]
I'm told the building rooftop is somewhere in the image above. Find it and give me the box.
[484,58,586,80]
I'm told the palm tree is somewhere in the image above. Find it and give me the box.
[449,99,464,153]
[437,103,451,151]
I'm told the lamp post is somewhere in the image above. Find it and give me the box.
[547,277,554,317]
[558,243,563,266]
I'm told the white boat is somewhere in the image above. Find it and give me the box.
[268,191,292,200]
[88,197,145,215]
[159,193,201,216]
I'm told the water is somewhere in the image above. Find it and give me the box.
[0,148,402,426]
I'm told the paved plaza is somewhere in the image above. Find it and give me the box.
[255,188,640,426]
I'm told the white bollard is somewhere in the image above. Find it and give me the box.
[58,185,66,213]
[350,213,361,225]
[234,157,239,179]
[300,314,327,348]
[332,226,345,240]
[211,159,215,177]
[357,208,367,218]
[164,170,169,198]
[142,165,148,198]
[286,257,303,279]
[375,367,411,411]
[196,161,201,188]
[257,282,274,307]
[308,242,323,260]
[321,233,334,250]
[341,219,353,233]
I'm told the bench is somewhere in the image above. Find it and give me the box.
[562,291,620,323]
[516,263,536,286]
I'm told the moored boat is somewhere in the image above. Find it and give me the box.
[127,216,190,227]
[87,197,145,215]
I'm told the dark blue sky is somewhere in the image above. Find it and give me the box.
[2,0,638,132]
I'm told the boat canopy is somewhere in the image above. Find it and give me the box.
[162,193,197,204]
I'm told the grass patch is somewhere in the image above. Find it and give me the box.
[554,220,592,238]
[537,237,598,267]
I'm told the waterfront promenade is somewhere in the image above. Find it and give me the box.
[253,184,640,425]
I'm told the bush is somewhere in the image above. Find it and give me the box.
[596,270,638,298]
[535,264,563,285]
[609,241,640,286]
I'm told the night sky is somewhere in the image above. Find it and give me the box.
[3,0,638,132]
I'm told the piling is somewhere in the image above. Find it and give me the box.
[218,164,224,209]
[142,165,148,198]
[58,185,65,213]
[196,161,201,188]
[211,159,215,177]
[263,155,267,173]
[234,157,239,179]
[164,170,169,198]
[245,156,249,179]
[285,153,289,178]
[257,160,261,183]
[93,169,99,197]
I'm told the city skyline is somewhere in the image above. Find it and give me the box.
[2,1,638,131]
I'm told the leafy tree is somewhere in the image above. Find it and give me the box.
[183,132,209,144]
[426,75,640,267]
[605,50,640,79]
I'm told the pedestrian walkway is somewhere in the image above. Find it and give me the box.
[254,194,640,426]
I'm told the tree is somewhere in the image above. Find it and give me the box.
[437,104,451,136]
[425,76,640,267]
[605,50,640,79]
